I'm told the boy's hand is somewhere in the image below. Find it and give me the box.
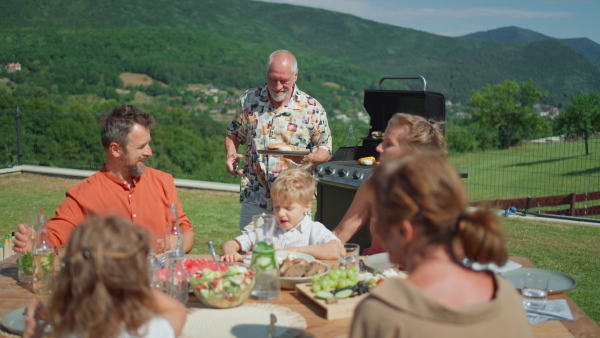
[221,252,242,262]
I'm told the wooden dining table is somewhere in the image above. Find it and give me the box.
[0,254,598,338]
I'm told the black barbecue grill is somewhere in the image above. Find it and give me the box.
[315,75,449,252]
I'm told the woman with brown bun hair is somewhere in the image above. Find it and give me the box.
[333,112,446,255]
[350,150,532,338]
[23,217,187,338]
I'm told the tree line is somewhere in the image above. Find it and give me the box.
[2,80,599,182]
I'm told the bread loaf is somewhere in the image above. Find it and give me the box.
[279,258,294,275]
[267,143,296,151]
[283,263,308,278]
[303,262,321,277]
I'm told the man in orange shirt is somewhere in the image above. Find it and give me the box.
[13,105,195,253]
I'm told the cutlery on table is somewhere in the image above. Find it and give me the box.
[269,313,277,338]
[206,241,220,270]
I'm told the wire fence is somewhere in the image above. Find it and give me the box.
[2,108,599,219]
[448,129,600,219]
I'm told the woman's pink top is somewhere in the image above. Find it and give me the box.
[362,219,386,256]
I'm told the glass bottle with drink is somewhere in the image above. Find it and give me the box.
[345,124,356,147]
[164,203,188,303]
[164,203,183,261]
[33,213,54,294]
[250,214,280,300]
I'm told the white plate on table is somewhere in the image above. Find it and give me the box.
[1,306,53,335]
[363,253,396,273]
[501,268,577,295]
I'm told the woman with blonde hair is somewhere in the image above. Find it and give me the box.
[350,150,532,337]
[24,217,187,338]
[333,112,446,254]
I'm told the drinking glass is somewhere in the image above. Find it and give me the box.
[166,255,189,304]
[18,205,42,284]
[338,243,360,269]
[521,273,549,310]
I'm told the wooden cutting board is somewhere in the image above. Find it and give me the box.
[295,283,369,320]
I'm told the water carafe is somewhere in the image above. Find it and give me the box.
[250,214,280,300]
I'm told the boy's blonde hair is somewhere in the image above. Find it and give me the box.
[271,168,315,206]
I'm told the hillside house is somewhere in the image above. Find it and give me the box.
[6,63,21,71]
[334,114,351,122]
[210,107,223,114]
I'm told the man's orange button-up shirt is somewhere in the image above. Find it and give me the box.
[47,166,193,246]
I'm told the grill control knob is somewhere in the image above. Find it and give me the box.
[352,171,363,180]
[315,165,324,176]
[324,167,335,175]
[338,169,348,178]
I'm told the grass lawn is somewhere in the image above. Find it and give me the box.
[449,136,600,208]
[0,172,598,324]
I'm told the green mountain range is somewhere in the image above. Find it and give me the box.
[1,0,600,106]
[459,26,600,64]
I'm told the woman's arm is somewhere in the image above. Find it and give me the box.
[152,289,187,336]
[332,181,373,243]
[281,240,341,260]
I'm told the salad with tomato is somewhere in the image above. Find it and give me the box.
[186,259,255,308]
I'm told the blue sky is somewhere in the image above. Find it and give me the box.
[254,0,600,44]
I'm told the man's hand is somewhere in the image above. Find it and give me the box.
[287,147,330,166]
[13,223,34,254]
[226,153,244,176]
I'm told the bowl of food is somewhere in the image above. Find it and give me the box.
[245,252,329,289]
[279,257,329,289]
[186,260,255,309]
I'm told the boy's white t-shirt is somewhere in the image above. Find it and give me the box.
[235,214,340,253]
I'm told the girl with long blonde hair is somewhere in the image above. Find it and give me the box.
[24,217,187,338]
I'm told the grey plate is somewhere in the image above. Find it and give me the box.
[1,306,54,335]
[501,268,577,294]
[1,306,26,335]
[257,150,310,156]
[363,253,395,273]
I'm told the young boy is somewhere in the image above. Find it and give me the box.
[221,168,341,261]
